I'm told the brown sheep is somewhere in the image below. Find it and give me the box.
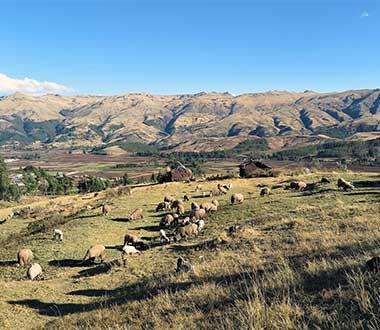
[124,233,139,246]
[17,248,33,267]
[102,204,111,215]
[156,201,171,212]
[260,187,271,197]
[176,204,186,215]
[200,202,217,213]
[164,195,175,203]
[160,214,177,228]
[175,223,198,241]
[210,189,224,197]
[231,193,244,205]
[128,208,144,221]
[211,200,219,207]
[337,178,354,191]
[290,181,307,191]
[171,199,184,209]
[190,208,207,220]
[82,244,106,263]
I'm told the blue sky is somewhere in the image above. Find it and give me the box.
[0,0,379,95]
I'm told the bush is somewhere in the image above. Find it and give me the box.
[78,176,110,193]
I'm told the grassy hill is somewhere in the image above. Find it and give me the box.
[1,172,380,329]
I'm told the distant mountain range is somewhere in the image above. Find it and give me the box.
[1,89,380,152]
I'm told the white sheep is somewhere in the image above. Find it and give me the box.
[28,263,42,280]
[53,229,63,241]
[122,245,141,255]
[159,229,170,244]
[196,219,205,231]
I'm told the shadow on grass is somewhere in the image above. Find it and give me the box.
[48,259,94,267]
[76,214,97,219]
[345,191,380,196]
[72,259,122,279]
[0,260,17,266]
[133,225,161,232]
[8,240,375,327]
[109,217,130,223]
[353,180,380,188]
[105,245,123,251]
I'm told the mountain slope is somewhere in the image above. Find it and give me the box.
[0,89,380,151]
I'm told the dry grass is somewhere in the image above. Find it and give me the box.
[1,172,380,329]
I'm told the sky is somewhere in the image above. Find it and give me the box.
[0,0,379,96]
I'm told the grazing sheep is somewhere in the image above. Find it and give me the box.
[211,200,219,207]
[128,208,144,221]
[290,181,307,191]
[160,214,176,228]
[200,202,217,213]
[337,178,354,191]
[196,219,205,231]
[27,263,42,280]
[182,216,191,226]
[217,184,228,194]
[175,223,198,242]
[320,177,330,184]
[260,187,271,197]
[195,185,202,192]
[171,199,184,209]
[298,181,307,191]
[159,229,170,244]
[183,195,190,202]
[231,193,244,205]
[190,208,207,220]
[176,257,194,273]
[102,204,111,215]
[122,245,141,255]
[124,233,139,246]
[53,229,63,241]
[164,195,175,203]
[191,202,200,210]
[176,204,186,215]
[222,183,233,191]
[156,201,171,212]
[83,244,106,264]
[17,248,34,267]
[121,246,141,267]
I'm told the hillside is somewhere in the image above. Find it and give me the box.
[1,89,380,151]
[1,173,380,329]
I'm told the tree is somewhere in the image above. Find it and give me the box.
[0,156,10,200]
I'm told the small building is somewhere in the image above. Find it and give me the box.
[160,162,194,182]
[239,160,272,178]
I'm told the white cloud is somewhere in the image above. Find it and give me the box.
[360,10,369,18]
[0,73,74,96]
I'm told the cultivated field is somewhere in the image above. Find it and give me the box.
[1,172,380,329]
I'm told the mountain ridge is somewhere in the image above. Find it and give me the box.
[1,88,380,152]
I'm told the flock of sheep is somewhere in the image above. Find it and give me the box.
[14,176,354,280]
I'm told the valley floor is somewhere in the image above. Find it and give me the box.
[1,172,380,329]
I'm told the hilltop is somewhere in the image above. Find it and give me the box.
[1,89,380,151]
